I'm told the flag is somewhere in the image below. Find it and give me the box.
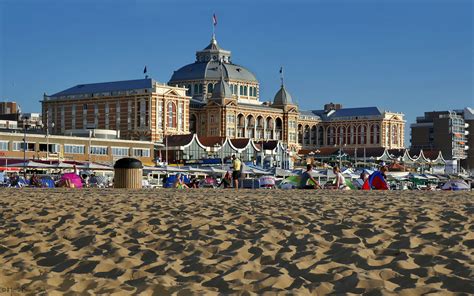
[213,13,217,26]
[143,66,147,74]
[279,67,283,74]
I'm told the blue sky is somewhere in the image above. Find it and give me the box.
[1,0,472,144]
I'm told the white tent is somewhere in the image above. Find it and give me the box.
[7,160,54,169]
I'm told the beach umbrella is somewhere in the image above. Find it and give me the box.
[61,173,83,188]
[441,180,469,191]
[259,176,276,188]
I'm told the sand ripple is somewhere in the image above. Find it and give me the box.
[0,189,473,295]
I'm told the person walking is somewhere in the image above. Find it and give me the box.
[231,154,242,189]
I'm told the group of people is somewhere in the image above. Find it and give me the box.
[299,163,389,190]
[170,154,243,189]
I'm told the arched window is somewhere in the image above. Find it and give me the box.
[358,125,366,145]
[275,118,283,140]
[370,124,380,144]
[244,86,248,96]
[392,125,398,145]
[190,114,197,133]
[207,83,214,94]
[349,125,355,144]
[193,84,198,94]
[337,126,346,145]
[167,102,176,128]
[198,84,203,94]
[298,124,303,145]
[311,126,317,145]
[318,126,324,146]
[239,85,243,96]
[328,127,335,145]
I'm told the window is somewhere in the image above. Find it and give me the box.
[168,102,176,128]
[13,142,34,151]
[178,102,183,130]
[127,101,132,130]
[186,84,191,96]
[60,106,65,132]
[116,101,121,130]
[71,104,76,129]
[64,144,85,154]
[207,83,214,93]
[0,141,8,151]
[157,100,163,129]
[139,99,146,128]
[39,143,60,153]
[83,104,88,128]
[94,103,99,127]
[244,86,248,96]
[90,146,107,155]
[112,147,129,157]
[194,84,199,94]
[105,102,110,129]
[133,148,150,157]
[227,128,235,137]
[239,85,243,96]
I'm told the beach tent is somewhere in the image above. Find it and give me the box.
[279,175,319,189]
[362,171,389,190]
[259,176,276,188]
[60,173,83,188]
[40,176,55,188]
[7,160,54,169]
[441,180,470,191]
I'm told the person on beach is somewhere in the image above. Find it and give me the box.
[333,166,349,190]
[299,164,322,189]
[30,172,42,188]
[174,174,189,189]
[231,155,242,189]
[218,172,232,188]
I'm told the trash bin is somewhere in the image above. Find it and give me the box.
[114,158,143,189]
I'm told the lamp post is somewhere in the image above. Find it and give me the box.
[46,122,55,161]
[22,116,30,178]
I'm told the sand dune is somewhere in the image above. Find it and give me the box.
[0,189,473,295]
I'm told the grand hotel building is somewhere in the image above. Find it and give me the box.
[42,35,405,154]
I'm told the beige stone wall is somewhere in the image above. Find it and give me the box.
[0,132,154,164]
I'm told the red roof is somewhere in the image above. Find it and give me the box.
[230,138,251,149]
[197,136,225,147]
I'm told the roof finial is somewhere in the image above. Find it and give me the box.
[279,66,284,87]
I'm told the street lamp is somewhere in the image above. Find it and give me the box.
[46,122,55,161]
[22,116,31,178]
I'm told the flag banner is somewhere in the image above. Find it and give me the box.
[279,67,283,73]
[213,13,217,26]
[143,66,147,74]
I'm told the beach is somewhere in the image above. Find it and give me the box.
[0,189,473,295]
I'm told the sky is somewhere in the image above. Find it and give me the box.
[0,0,472,144]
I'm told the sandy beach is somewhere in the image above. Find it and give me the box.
[0,189,473,295]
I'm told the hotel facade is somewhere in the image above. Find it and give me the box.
[41,35,406,157]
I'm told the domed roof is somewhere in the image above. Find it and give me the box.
[212,76,233,100]
[273,85,294,106]
[169,37,258,84]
